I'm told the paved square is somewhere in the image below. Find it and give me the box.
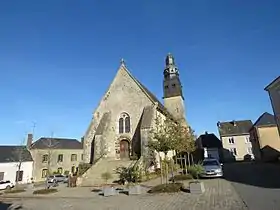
[1,179,247,210]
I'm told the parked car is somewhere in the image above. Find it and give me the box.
[0,180,14,190]
[47,174,68,183]
[200,158,223,178]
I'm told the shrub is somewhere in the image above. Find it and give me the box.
[170,174,192,182]
[5,189,25,194]
[64,170,70,176]
[115,165,141,183]
[33,188,58,195]
[148,183,183,193]
[78,163,91,176]
[188,164,204,179]
[101,172,112,184]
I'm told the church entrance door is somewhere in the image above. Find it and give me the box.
[120,140,130,159]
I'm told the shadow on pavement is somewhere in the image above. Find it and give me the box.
[223,161,280,189]
[0,201,22,210]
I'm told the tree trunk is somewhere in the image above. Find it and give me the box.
[159,156,163,184]
[187,152,191,167]
[15,162,22,189]
[183,154,187,174]
[191,153,194,165]
[164,153,168,184]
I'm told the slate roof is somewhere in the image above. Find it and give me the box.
[217,120,253,137]
[30,138,83,150]
[196,133,222,148]
[0,146,33,163]
[253,112,276,127]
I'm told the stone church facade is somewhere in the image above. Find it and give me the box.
[82,54,187,166]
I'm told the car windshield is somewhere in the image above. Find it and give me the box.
[49,176,54,178]
[203,160,219,166]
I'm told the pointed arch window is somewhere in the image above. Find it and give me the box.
[119,113,130,134]
[119,118,124,133]
[125,116,130,133]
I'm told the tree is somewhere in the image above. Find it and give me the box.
[12,138,30,188]
[147,117,177,184]
[175,126,196,170]
[42,133,59,188]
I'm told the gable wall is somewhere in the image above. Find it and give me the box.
[83,66,154,162]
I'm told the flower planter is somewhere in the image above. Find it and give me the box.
[103,186,117,197]
[189,181,205,194]
[128,185,142,195]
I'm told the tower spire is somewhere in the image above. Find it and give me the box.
[164,53,179,79]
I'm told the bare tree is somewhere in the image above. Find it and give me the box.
[42,132,59,188]
[12,137,30,188]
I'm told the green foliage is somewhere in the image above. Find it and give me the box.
[33,188,58,194]
[5,189,25,194]
[148,183,183,193]
[78,163,91,176]
[188,164,204,179]
[116,165,141,183]
[64,170,70,175]
[101,172,112,184]
[170,174,192,182]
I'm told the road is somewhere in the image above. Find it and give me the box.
[224,162,280,210]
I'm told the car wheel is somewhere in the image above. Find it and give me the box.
[5,186,11,190]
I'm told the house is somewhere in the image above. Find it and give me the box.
[0,146,33,184]
[79,54,189,186]
[249,112,280,162]
[264,76,280,136]
[217,120,253,162]
[27,134,83,182]
[195,132,223,162]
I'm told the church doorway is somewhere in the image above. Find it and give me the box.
[120,139,130,160]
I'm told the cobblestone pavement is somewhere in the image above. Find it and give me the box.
[1,178,246,210]
[224,162,280,210]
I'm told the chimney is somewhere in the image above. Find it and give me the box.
[205,131,208,135]
[217,121,221,127]
[27,133,33,148]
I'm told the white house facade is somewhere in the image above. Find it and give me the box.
[0,146,33,184]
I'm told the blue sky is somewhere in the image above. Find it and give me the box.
[0,0,279,145]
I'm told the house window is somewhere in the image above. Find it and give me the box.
[57,167,63,174]
[245,136,250,143]
[172,84,176,87]
[57,154,63,162]
[41,169,48,178]
[228,137,235,144]
[81,154,84,161]
[247,147,253,155]
[16,171,23,182]
[164,85,168,89]
[0,172,4,181]
[71,154,77,161]
[42,154,48,163]
[119,113,131,134]
[229,148,237,156]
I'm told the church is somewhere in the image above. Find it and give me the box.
[79,54,187,185]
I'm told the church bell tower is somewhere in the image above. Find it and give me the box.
[163,53,187,124]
